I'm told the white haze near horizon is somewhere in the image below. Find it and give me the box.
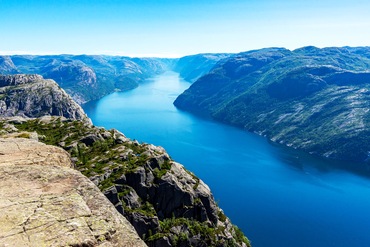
[0,0,369,56]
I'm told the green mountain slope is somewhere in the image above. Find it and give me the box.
[174,46,370,162]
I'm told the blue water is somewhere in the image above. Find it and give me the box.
[83,71,370,247]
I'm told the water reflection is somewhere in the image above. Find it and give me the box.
[267,139,370,178]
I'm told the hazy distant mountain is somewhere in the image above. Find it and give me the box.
[0,53,231,104]
[174,53,231,82]
[175,46,370,162]
[0,55,173,104]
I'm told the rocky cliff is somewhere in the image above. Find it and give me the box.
[0,56,18,74]
[175,46,370,163]
[0,137,146,247]
[0,116,251,247]
[0,74,90,123]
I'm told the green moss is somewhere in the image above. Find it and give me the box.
[117,188,131,199]
[152,160,173,180]
[124,141,147,154]
[124,201,157,218]
[99,166,126,191]
[16,132,31,138]
[218,210,227,223]
[16,118,87,146]
[146,232,168,242]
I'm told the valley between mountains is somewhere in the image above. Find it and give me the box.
[1,46,370,247]
[2,46,369,164]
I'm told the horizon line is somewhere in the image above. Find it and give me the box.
[1,45,369,58]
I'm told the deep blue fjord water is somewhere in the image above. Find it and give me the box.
[83,71,370,247]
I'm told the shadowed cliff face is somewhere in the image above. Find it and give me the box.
[0,74,91,124]
[0,137,147,247]
[174,46,370,163]
[0,117,251,247]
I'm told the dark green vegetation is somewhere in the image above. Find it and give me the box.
[175,46,370,162]
[0,117,251,247]
[0,55,175,104]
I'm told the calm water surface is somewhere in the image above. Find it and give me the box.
[83,71,370,247]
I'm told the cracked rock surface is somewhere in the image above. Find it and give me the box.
[0,138,147,247]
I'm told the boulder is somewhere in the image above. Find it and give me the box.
[80,134,101,146]
[149,237,172,247]
[126,212,160,238]
[120,187,141,209]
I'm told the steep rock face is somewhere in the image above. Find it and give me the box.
[174,46,370,162]
[174,53,231,82]
[0,137,146,247]
[41,59,98,102]
[0,117,251,247]
[0,74,90,123]
[42,59,97,88]
[0,56,18,74]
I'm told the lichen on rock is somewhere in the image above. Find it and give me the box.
[0,138,147,247]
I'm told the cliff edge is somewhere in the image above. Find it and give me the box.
[0,137,146,247]
[0,117,251,247]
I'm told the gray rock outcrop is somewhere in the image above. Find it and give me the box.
[0,56,18,74]
[0,74,91,123]
[0,137,147,247]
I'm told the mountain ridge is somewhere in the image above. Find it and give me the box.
[174,46,370,163]
[1,55,174,104]
[0,53,233,104]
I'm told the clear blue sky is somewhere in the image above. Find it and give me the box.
[0,0,369,57]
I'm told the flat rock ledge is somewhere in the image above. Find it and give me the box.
[0,138,147,247]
